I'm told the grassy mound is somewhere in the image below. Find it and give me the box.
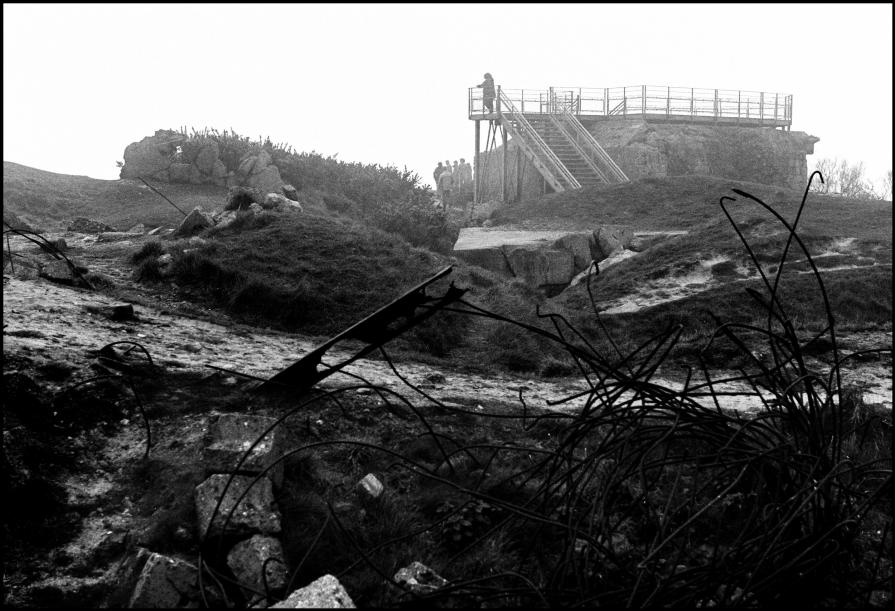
[491,175,892,238]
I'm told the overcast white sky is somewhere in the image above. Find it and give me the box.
[3,3,892,191]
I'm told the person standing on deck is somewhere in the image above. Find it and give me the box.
[433,161,445,186]
[457,158,472,195]
[478,72,495,113]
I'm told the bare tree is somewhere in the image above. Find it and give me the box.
[810,157,881,199]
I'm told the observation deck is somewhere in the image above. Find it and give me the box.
[469,85,792,130]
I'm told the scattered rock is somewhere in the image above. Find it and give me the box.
[127,552,204,608]
[126,224,147,234]
[68,218,116,233]
[248,202,265,215]
[356,473,384,501]
[173,207,213,237]
[247,165,285,195]
[270,574,355,608]
[84,303,135,322]
[282,184,300,201]
[394,561,448,596]
[227,535,289,601]
[194,474,282,539]
[51,237,68,252]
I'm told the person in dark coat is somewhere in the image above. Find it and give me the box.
[433,161,445,185]
[478,72,495,113]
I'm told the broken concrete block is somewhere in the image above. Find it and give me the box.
[270,574,355,608]
[127,552,201,608]
[227,535,289,601]
[356,474,384,501]
[195,474,282,539]
[203,413,285,487]
[394,561,448,596]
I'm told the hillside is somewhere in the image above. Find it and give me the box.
[3,161,225,231]
[3,161,891,608]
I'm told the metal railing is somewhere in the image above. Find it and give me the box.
[469,85,793,126]
[497,90,580,191]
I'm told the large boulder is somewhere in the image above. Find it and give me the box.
[128,552,203,608]
[119,129,185,180]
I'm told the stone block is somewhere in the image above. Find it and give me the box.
[270,574,355,608]
[203,413,285,487]
[247,165,285,195]
[195,474,282,539]
[227,535,289,600]
[505,246,573,287]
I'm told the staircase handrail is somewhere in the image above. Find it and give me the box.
[557,108,629,183]
[499,90,581,189]
[547,114,611,184]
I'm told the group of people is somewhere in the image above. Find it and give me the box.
[433,158,473,208]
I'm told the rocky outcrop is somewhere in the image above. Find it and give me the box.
[68,218,116,233]
[119,129,186,182]
[119,131,287,194]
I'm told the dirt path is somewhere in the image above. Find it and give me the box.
[4,273,890,413]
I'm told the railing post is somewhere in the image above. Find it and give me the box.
[714,89,718,120]
[774,93,778,122]
[497,85,502,116]
[760,91,764,124]
[623,90,627,117]
[690,88,694,117]
[604,88,608,116]
[666,86,670,117]
[642,85,646,116]
[737,91,741,124]
[521,89,524,114]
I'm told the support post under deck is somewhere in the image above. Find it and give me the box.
[474,120,481,205]
[501,124,508,204]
